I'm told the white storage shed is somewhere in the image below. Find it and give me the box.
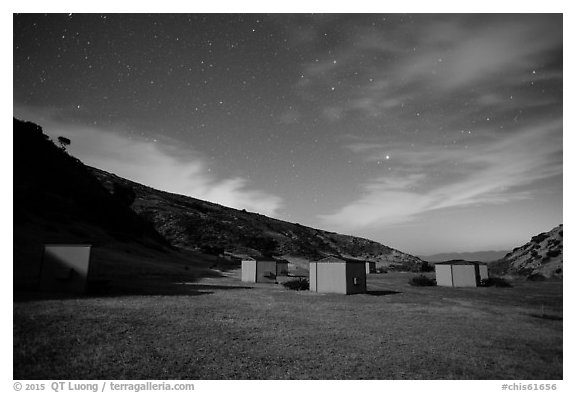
[309,256,366,294]
[435,260,489,287]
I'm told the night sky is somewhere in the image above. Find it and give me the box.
[13,13,563,255]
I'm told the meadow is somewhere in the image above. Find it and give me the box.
[13,255,562,380]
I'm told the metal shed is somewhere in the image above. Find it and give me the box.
[39,244,92,293]
[365,261,376,274]
[435,260,489,287]
[275,259,289,276]
[241,256,288,283]
[309,256,367,294]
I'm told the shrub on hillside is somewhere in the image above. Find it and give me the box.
[409,275,436,286]
[282,278,309,291]
[531,233,550,243]
[420,261,435,272]
[481,277,512,287]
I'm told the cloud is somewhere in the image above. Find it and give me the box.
[294,15,562,121]
[303,15,562,233]
[319,120,562,230]
[392,15,562,90]
[14,107,283,216]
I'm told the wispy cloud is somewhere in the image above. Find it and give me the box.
[294,15,562,122]
[319,120,562,229]
[14,106,283,216]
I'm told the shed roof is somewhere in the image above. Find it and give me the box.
[435,260,487,266]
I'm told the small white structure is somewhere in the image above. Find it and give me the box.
[365,261,376,274]
[435,260,489,287]
[39,244,92,293]
[309,256,366,295]
[241,256,289,283]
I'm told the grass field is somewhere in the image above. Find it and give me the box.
[14,263,562,380]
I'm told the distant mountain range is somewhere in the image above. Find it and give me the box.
[14,118,424,280]
[420,250,508,263]
[490,225,563,278]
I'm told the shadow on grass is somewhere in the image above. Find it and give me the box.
[178,283,253,290]
[14,287,214,302]
[13,271,256,302]
[13,280,230,302]
[366,290,402,296]
[528,313,563,321]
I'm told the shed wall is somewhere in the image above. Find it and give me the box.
[365,262,376,274]
[478,265,489,281]
[316,262,347,294]
[39,245,91,293]
[435,265,453,287]
[241,260,256,282]
[346,263,367,294]
[256,261,277,283]
[310,262,317,292]
[276,262,289,276]
[452,265,478,287]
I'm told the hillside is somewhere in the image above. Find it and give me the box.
[90,167,423,270]
[490,225,563,278]
[13,118,170,244]
[13,118,216,290]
